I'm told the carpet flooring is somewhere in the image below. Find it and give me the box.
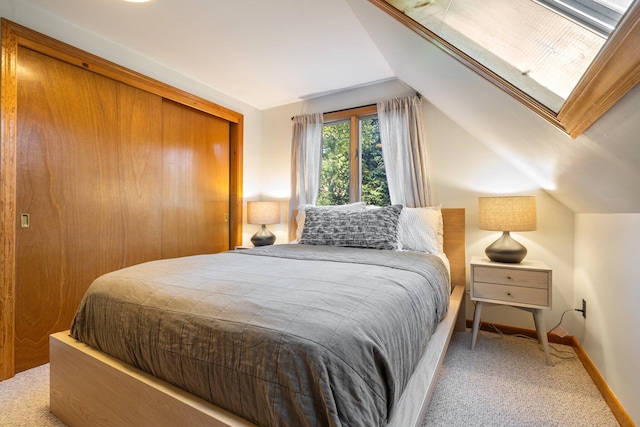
[0,331,619,426]
[425,331,619,426]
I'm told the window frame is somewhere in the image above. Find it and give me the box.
[322,104,380,204]
[370,0,640,138]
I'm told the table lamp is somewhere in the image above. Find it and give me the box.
[479,196,536,263]
[247,201,280,246]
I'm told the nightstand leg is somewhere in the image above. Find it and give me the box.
[533,309,552,365]
[471,302,483,350]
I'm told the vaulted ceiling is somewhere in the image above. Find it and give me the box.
[8,0,640,213]
[16,0,395,109]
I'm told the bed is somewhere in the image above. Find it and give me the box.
[49,207,466,427]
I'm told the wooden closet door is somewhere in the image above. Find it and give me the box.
[161,100,230,257]
[15,47,164,372]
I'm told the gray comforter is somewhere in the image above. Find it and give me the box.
[70,244,450,427]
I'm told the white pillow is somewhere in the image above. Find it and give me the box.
[397,206,443,254]
[295,202,367,241]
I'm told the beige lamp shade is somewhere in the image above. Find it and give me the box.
[247,201,280,225]
[479,196,537,232]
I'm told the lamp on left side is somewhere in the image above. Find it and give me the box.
[247,201,280,246]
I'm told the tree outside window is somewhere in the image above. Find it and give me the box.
[318,106,390,206]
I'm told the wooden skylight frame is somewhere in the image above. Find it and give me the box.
[369,0,640,138]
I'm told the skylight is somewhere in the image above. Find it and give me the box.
[380,0,634,114]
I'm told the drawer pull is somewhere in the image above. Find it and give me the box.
[507,276,512,280]
[507,292,512,296]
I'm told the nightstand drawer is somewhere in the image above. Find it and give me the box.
[473,282,549,306]
[473,266,549,290]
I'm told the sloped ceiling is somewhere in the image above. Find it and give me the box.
[347,0,640,214]
[15,0,395,109]
[11,0,640,213]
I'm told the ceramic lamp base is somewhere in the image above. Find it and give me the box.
[251,224,275,246]
[485,231,527,263]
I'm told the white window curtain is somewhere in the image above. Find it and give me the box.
[289,113,324,240]
[378,94,433,207]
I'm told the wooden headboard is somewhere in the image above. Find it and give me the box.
[441,208,466,288]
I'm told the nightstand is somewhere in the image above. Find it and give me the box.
[470,256,553,365]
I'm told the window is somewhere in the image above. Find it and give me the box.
[383,0,614,112]
[317,105,391,207]
[374,0,638,136]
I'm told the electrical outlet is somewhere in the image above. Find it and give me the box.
[582,299,587,319]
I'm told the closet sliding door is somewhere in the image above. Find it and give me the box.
[1,19,243,378]
[15,47,165,372]
[161,100,230,258]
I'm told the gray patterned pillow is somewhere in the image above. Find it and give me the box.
[300,205,403,250]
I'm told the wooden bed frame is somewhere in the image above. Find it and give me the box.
[49,208,466,427]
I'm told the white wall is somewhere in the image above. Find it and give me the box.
[425,104,576,332]
[260,79,576,335]
[575,214,640,423]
